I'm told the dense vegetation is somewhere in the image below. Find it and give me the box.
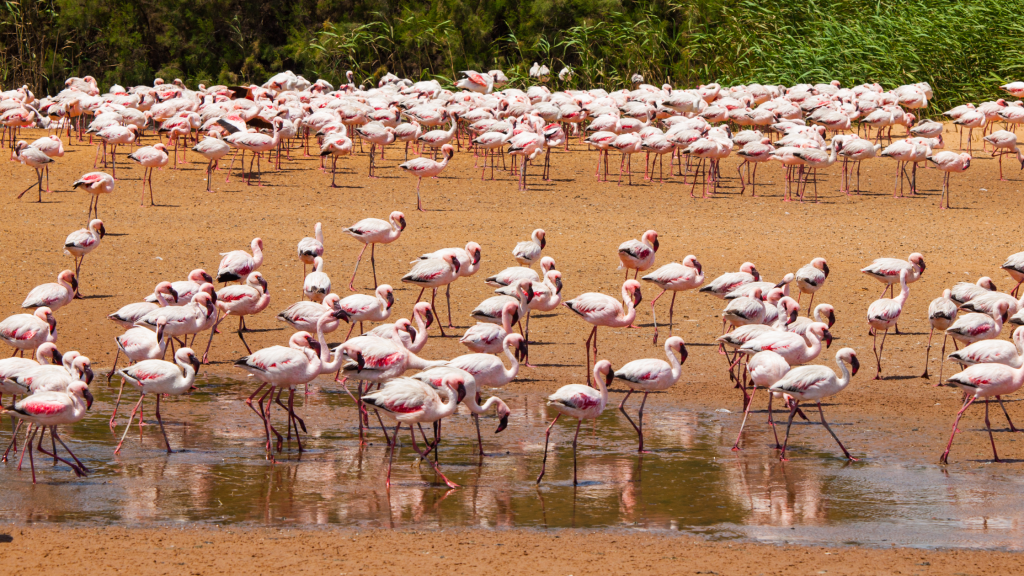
[2,0,1021,109]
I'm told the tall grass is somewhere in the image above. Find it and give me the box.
[0,0,1020,109]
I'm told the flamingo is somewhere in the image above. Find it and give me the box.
[337,284,394,340]
[394,121,421,159]
[108,316,168,411]
[12,141,54,202]
[3,380,93,483]
[771,348,860,461]
[513,229,546,267]
[794,257,829,310]
[610,132,642,185]
[941,361,1024,464]
[446,333,527,391]
[399,144,453,211]
[302,256,331,303]
[866,269,909,379]
[617,230,659,280]
[951,277,998,305]
[319,133,353,187]
[192,135,231,191]
[792,142,838,202]
[1002,252,1024,298]
[948,326,1024,371]
[983,130,1019,180]
[736,138,773,195]
[928,151,971,209]
[642,256,704,344]
[733,351,790,450]
[723,287,766,330]
[861,252,925,298]
[71,171,114,219]
[94,124,137,177]
[297,222,324,280]
[356,122,395,177]
[108,282,178,329]
[276,293,346,334]
[143,270,213,307]
[613,337,687,452]
[417,118,458,158]
[204,272,271,359]
[700,262,760,298]
[22,270,77,311]
[27,135,63,192]
[410,366,511,456]
[738,322,832,366]
[343,211,406,291]
[361,374,466,488]
[946,302,1009,347]
[536,360,614,485]
[564,280,642,384]
[460,301,519,353]
[365,302,434,353]
[836,138,879,194]
[223,117,284,185]
[485,256,556,287]
[63,219,105,295]
[127,143,169,206]
[137,291,217,349]
[584,131,616,181]
[238,312,345,457]
[401,254,461,334]
[114,347,200,454]
[217,237,264,283]
[788,303,837,339]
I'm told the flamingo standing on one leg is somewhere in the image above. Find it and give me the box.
[563,280,641,384]
[613,337,687,452]
[772,347,860,461]
[536,360,614,485]
[343,211,406,291]
[399,144,454,211]
[297,222,324,281]
[922,289,958,381]
[401,254,461,335]
[71,171,114,219]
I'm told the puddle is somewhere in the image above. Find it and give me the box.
[2,375,1024,550]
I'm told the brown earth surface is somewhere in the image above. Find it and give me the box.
[1,124,1023,570]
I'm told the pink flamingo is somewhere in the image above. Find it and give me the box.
[941,361,1024,464]
[861,252,925,298]
[297,222,324,280]
[700,262,760,299]
[94,124,137,177]
[127,143,169,206]
[13,141,54,202]
[946,303,1009,347]
[1002,252,1024,297]
[866,269,909,379]
[584,131,616,181]
[0,307,56,358]
[276,293,345,335]
[143,270,212,307]
[361,374,466,488]
[772,348,860,461]
[485,256,556,287]
[108,317,168,412]
[71,171,114,219]
[27,135,63,192]
[205,272,270,360]
[836,138,879,194]
[109,283,176,330]
[513,229,546,267]
[536,360,614,485]
[63,219,105,295]
[613,337,687,452]
[736,138,773,195]
[642,256,704,344]
[410,366,511,456]
[365,302,434,353]
[399,144,454,211]
[564,280,641,384]
[114,347,200,454]
[460,301,519,353]
[983,130,1019,180]
[22,270,77,311]
[922,289,958,381]
[319,133,353,187]
[794,257,829,309]
[447,333,527,391]
[357,122,395,177]
[733,350,790,450]
[224,117,284,185]
[5,380,93,483]
[217,237,264,283]
[343,211,406,291]
[610,132,642,185]
[302,256,331,302]
[928,151,971,209]
[617,230,659,280]
[401,254,461,333]
[192,135,231,191]
[337,284,394,340]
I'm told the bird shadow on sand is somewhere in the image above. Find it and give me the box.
[78,294,113,300]
[104,232,129,237]
[531,363,575,368]
[239,328,283,334]
[877,375,919,381]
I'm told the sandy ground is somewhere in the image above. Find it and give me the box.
[5,525,1024,575]
[2,124,1024,567]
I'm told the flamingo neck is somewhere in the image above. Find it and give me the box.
[665,343,683,382]
[835,355,851,389]
[501,341,520,381]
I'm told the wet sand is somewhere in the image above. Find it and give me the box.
[5,525,1024,575]
[2,125,1024,567]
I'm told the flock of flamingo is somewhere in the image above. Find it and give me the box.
[1,71,1023,488]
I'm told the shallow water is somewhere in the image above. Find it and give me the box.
[3,375,1024,550]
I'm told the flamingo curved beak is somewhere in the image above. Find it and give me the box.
[555,277,563,295]
[633,287,643,306]
[424,309,435,328]
[167,287,180,301]
[83,388,94,410]
[823,329,834,349]
[405,326,417,342]
[789,309,799,325]
[47,314,57,335]
[189,354,201,373]
[83,365,94,385]
[495,413,509,434]
[202,272,214,284]
[385,291,394,309]
[456,382,467,404]
[678,343,689,365]
[827,310,836,327]
[822,262,830,277]
[850,355,860,376]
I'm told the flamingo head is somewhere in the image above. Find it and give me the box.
[466,242,482,265]
[684,255,702,275]
[91,219,107,238]
[446,254,461,275]
[59,270,78,293]
[644,230,659,251]
[548,270,563,295]
[199,283,217,305]
[540,256,556,273]
[417,302,435,328]
[396,318,415,343]
[595,359,615,387]
[251,272,268,294]
[494,399,511,434]
[517,279,535,303]
[506,333,527,363]
[1000,301,1011,323]
[69,381,94,410]
[625,279,642,306]
[441,144,455,159]
[533,229,546,249]
[741,262,760,281]
[668,336,688,365]
[378,284,394,309]
[822,304,837,328]
[75,356,94,385]
[980,277,997,291]
[390,211,407,231]
[909,253,926,273]
[840,348,859,376]
[441,373,468,404]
